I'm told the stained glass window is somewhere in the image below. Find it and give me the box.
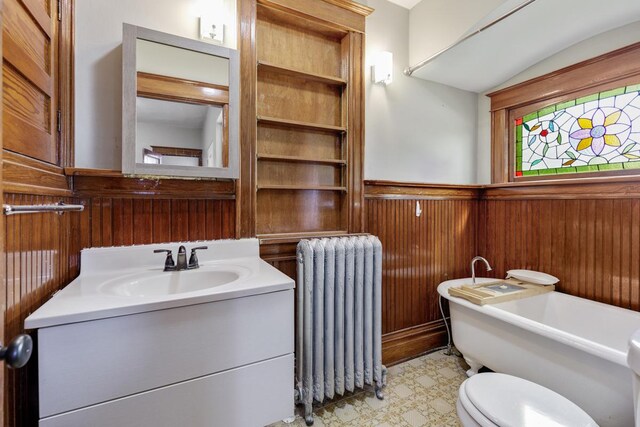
[515,84,640,177]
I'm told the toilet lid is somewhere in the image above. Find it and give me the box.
[463,373,597,427]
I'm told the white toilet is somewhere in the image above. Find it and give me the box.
[457,329,640,426]
[627,329,640,427]
[456,373,598,427]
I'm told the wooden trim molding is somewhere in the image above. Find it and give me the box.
[65,168,125,177]
[382,321,447,366]
[72,174,235,199]
[483,175,640,200]
[347,31,365,232]
[2,151,71,196]
[59,0,75,168]
[488,41,640,111]
[238,0,258,237]
[365,177,640,200]
[0,3,5,423]
[137,72,229,106]
[148,146,203,166]
[321,0,373,17]
[257,0,369,33]
[364,180,481,200]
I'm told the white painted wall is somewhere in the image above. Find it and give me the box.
[363,0,479,184]
[201,107,223,167]
[476,21,640,183]
[75,0,236,169]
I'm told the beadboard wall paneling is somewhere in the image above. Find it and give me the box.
[3,173,237,426]
[83,198,236,247]
[364,181,480,364]
[3,193,85,427]
[71,173,237,247]
[479,196,640,310]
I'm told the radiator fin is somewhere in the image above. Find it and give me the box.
[296,235,385,421]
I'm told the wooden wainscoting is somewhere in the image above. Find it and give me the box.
[480,178,640,310]
[3,193,86,426]
[2,154,77,426]
[71,172,237,247]
[364,181,481,365]
[2,170,237,427]
[81,197,236,247]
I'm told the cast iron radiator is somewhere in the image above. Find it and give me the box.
[295,235,386,426]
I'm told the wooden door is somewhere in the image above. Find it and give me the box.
[3,0,57,164]
[0,1,4,421]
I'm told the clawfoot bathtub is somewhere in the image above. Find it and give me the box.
[438,278,640,427]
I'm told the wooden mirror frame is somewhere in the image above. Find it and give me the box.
[122,24,239,179]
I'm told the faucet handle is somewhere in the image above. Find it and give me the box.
[188,246,208,269]
[154,249,175,270]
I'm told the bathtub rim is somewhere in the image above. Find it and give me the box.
[438,278,635,367]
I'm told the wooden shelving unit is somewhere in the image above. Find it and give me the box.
[257,116,346,133]
[257,61,347,86]
[252,2,359,237]
[257,154,347,165]
[257,184,347,192]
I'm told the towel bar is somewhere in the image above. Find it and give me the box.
[2,202,84,215]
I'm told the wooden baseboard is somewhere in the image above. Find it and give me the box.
[382,320,448,366]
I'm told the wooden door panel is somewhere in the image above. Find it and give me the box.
[3,0,56,163]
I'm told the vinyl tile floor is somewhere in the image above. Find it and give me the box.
[270,350,469,427]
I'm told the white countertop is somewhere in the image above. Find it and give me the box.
[25,239,294,329]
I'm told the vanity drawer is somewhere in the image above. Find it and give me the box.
[38,289,293,417]
[40,353,294,427]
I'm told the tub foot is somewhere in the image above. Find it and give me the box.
[464,357,483,377]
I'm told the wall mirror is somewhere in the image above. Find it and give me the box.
[122,24,239,179]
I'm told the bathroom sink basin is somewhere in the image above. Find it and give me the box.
[24,239,295,329]
[99,267,247,297]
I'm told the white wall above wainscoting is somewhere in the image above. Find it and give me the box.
[75,0,236,170]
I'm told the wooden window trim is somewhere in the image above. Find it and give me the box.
[488,41,640,184]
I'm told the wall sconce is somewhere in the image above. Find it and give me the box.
[200,16,224,44]
[372,51,393,85]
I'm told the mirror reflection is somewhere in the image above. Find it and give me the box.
[123,25,238,179]
[136,99,227,168]
[135,40,229,171]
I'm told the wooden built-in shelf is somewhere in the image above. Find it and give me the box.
[257,154,346,166]
[257,61,347,86]
[257,116,346,133]
[257,184,347,192]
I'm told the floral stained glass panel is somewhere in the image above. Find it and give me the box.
[515,84,640,177]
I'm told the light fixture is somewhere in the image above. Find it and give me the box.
[372,51,393,85]
[200,16,224,44]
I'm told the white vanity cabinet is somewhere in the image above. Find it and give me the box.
[25,239,295,427]
[36,290,293,427]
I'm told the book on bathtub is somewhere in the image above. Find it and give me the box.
[448,278,554,306]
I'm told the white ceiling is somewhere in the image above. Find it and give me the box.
[409,0,640,93]
[386,0,421,9]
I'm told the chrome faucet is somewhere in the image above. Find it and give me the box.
[471,256,492,286]
[154,245,208,271]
